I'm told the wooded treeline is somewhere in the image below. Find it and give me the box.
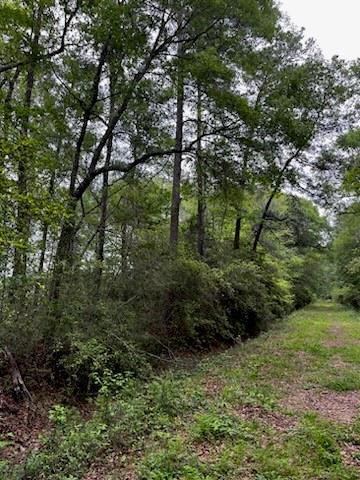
[0,0,358,395]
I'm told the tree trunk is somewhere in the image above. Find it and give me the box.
[4,347,33,403]
[95,66,115,290]
[4,67,20,125]
[121,223,128,274]
[169,40,184,252]
[13,11,41,277]
[95,143,111,289]
[49,198,77,301]
[234,217,242,250]
[49,45,108,301]
[252,192,275,252]
[196,84,206,257]
[38,226,49,275]
[252,150,300,252]
[38,159,57,274]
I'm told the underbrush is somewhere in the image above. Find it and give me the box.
[2,304,359,480]
[1,253,297,396]
[3,370,206,480]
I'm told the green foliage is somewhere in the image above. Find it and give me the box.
[148,378,188,417]
[23,407,109,480]
[192,412,238,441]
[0,432,14,476]
[333,208,360,308]
[0,0,354,476]
[0,0,337,404]
[222,258,292,337]
[4,304,360,479]
[139,437,205,480]
[295,414,342,468]
[61,338,142,396]
[121,253,294,352]
[14,370,204,479]
[125,254,232,348]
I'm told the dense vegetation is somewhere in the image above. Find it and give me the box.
[1,1,360,477]
[0,0,343,390]
[3,304,360,479]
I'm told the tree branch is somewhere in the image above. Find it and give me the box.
[0,5,78,74]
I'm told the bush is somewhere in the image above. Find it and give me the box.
[130,256,233,349]
[129,255,293,349]
[292,282,314,310]
[221,259,292,338]
[333,283,360,308]
[60,338,149,396]
[192,412,238,441]
[22,405,109,480]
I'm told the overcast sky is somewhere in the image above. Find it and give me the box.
[280,0,360,60]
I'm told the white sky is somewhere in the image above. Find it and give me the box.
[279,0,360,60]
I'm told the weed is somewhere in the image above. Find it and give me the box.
[192,412,239,441]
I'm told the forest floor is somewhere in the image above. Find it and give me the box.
[2,302,360,479]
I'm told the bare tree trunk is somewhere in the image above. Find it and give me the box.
[196,84,206,257]
[169,40,184,252]
[3,347,33,403]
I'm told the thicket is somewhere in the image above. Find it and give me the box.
[0,0,346,400]
[1,193,328,395]
[319,129,360,309]
[332,211,360,308]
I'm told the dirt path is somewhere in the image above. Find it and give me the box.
[2,303,360,479]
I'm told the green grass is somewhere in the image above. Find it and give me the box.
[5,302,360,479]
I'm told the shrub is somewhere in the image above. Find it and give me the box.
[334,284,360,309]
[292,282,313,310]
[0,252,295,396]
[130,255,292,349]
[131,256,233,348]
[59,337,149,396]
[221,259,292,338]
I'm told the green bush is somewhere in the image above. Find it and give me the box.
[221,259,292,338]
[130,255,292,348]
[0,252,296,396]
[334,284,360,309]
[131,256,233,348]
[59,337,149,396]
[292,282,313,310]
